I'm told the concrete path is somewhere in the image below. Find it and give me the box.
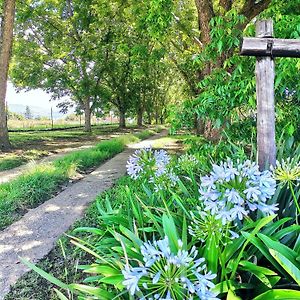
[0,132,167,299]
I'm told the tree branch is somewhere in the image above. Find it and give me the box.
[240,0,272,21]
[194,0,215,45]
[172,13,203,48]
[219,0,232,12]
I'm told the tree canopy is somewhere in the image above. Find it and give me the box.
[0,0,299,145]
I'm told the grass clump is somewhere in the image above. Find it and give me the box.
[134,129,155,140]
[0,164,73,229]
[0,157,25,171]
[94,138,125,153]
[54,149,112,172]
[0,150,48,172]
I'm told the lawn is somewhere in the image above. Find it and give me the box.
[0,124,154,172]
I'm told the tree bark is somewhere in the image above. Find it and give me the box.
[219,0,232,12]
[137,108,143,127]
[83,99,91,132]
[119,110,126,128]
[195,116,205,135]
[0,0,15,151]
[240,0,272,22]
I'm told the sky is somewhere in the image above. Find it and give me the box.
[6,82,75,118]
[6,82,54,109]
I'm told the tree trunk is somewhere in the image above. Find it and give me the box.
[195,116,205,135]
[84,99,91,132]
[160,115,164,125]
[137,108,143,127]
[119,110,126,128]
[147,112,151,125]
[0,0,16,151]
[155,110,159,125]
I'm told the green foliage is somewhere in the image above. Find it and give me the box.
[17,146,300,299]
[145,0,174,39]
[12,0,172,127]
[7,110,25,121]
[170,3,300,147]
[183,135,248,168]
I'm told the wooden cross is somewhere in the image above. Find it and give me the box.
[240,19,300,170]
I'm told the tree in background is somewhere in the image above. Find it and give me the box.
[139,0,277,137]
[11,0,177,130]
[7,109,24,120]
[0,0,15,150]
[24,105,32,119]
[12,0,112,132]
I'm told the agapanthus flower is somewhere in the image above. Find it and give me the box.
[177,154,199,172]
[122,237,219,300]
[189,208,235,244]
[272,158,300,184]
[126,148,179,192]
[198,159,277,226]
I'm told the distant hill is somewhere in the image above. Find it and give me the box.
[8,104,67,120]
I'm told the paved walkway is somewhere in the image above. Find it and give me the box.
[0,132,167,299]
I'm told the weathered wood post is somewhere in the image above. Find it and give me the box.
[255,20,276,170]
[241,19,300,170]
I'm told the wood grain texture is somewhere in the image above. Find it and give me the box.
[241,37,300,58]
[255,20,276,170]
[256,57,276,169]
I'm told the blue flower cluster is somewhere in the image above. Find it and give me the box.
[177,154,199,172]
[126,148,179,191]
[199,159,277,226]
[122,237,219,300]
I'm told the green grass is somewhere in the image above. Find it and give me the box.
[0,130,159,230]
[0,164,74,229]
[0,150,49,172]
[8,124,120,148]
[1,124,149,172]
[0,157,25,171]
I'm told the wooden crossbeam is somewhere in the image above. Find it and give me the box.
[241,37,300,58]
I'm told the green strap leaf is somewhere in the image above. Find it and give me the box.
[20,257,70,290]
[270,249,300,285]
[162,214,179,253]
[253,289,300,300]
